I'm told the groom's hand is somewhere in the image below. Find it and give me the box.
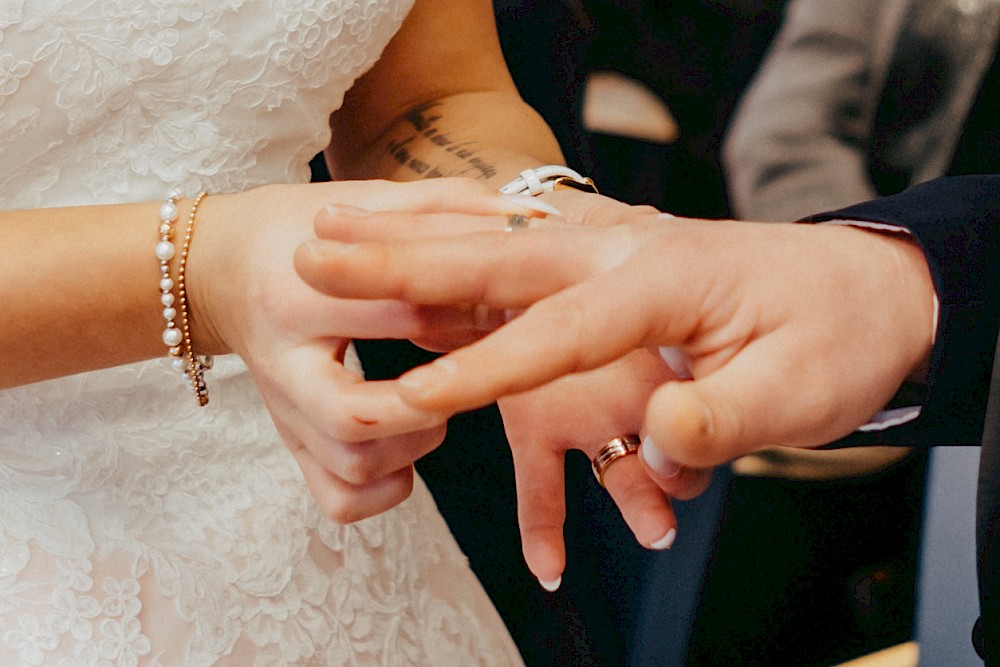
[296,210,935,475]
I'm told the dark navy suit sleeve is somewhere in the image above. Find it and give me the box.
[807,175,1000,663]
[803,175,1000,448]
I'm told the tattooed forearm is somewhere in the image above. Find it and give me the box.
[385,101,499,180]
[387,137,447,178]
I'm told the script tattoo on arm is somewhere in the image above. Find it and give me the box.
[385,101,499,180]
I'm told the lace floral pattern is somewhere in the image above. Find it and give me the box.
[0,2,523,664]
[0,0,410,208]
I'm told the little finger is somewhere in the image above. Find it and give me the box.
[284,431,416,524]
[597,441,677,550]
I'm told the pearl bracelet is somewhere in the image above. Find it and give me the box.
[156,189,212,406]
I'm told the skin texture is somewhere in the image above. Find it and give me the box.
[2,180,541,523]
[4,0,679,581]
[294,185,937,578]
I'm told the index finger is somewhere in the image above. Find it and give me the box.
[393,262,701,416]
[294,216,707,417]
[294,217,637,306]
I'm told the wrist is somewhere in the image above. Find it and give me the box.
[896,236,935,384]
[839,225,936,384]
[181,192,236,358]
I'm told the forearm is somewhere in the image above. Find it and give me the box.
[324,0,566,188]
[327,90,564,187]
[0,199,206,388]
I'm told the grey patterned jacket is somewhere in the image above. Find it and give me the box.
[722,0,1000,221]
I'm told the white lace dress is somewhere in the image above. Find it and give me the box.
[0,2,524,665]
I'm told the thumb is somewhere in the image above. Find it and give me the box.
[644,379,773,472]
[643,336,854,468]
[643,381,745,469]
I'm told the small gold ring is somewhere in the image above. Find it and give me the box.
[504,214,531,231]
[591,434,641,488]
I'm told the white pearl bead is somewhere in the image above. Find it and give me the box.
[160,277,174,292]
[166,186,184,201]
[155,241,175,261]
[162,307,177,321]
[172,357,187,371]
[163,327,183,346]
[160,201,179,223]
[161,293,175,307]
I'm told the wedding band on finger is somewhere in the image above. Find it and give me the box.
[504,214,532,231]
[591,434,641,488]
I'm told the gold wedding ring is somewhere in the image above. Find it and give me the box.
[504,214,531,231]
[591,434,641,488]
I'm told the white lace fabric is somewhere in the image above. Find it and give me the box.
[0,2,523,665]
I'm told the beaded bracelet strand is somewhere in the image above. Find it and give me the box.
[156,188,184,362]
[176,191,212,406]
[155,189,212,406]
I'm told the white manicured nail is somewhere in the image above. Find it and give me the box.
[398,357,456,390]
[501,193,562,216]
[658,346,692,379]
[641,435,681,479]
[324,203,371,216]
[538,576,562,592]
[303,239,357,256]
[432,357,457,374]
[650,528,676,550]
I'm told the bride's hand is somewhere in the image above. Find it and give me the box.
[498,350,711,589]
[298,197,711,579]
[186,178,545,522]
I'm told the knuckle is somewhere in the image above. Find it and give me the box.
[320,404,370,443]
[321,495,367,525]
[397,302,431,338]
[548,299,599,372]
[630,204,661,217]
[337,448,379,485]
[421,424,448,451]
[521,521,562,540]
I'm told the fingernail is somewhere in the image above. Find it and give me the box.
[324,203,372,217]
[300,239,322,258]
[501,193,562,216]
[650,528,676,550]
[502,308,523,323]
[658,346,692,379]
[641,435,681,479]
[657,212,676,219]
[538,576,562,592]
[301,239,357,257]
[398,357,457,390]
